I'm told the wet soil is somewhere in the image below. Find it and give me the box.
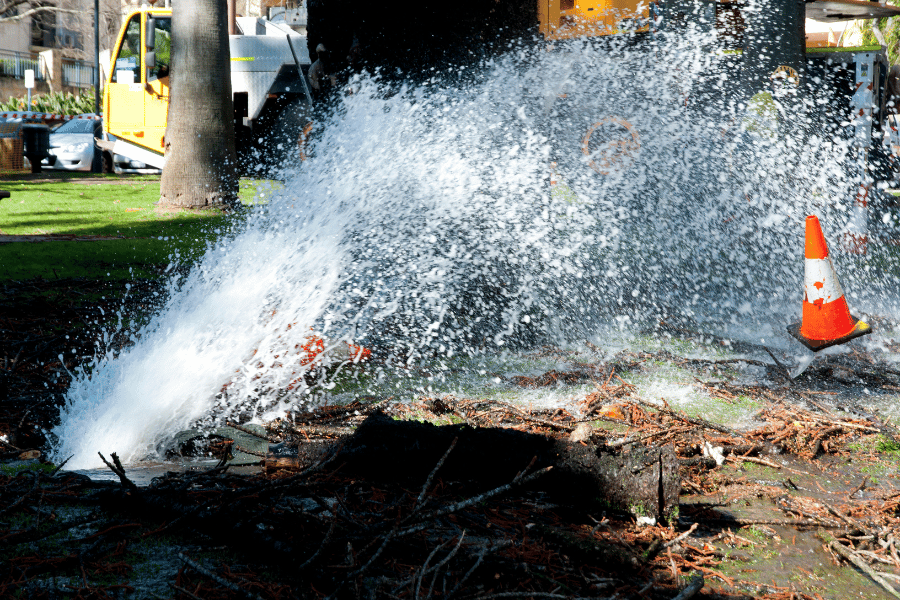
[682,453,900,599]
[3,277,900,599]
[0,277,164,448]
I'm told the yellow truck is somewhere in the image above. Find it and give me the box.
[539,0,648,39]
[103,7,312,171]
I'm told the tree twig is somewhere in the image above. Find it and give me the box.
[413,463,551,526]
[607,428,694,449]
[670,573,704,600]
[327,527,398,599]
[462,593,609,599]
[664,523,699,549]
[415,537,452,599]
[298,520,336,570]
[179,552,266,600]
[445,541,514,599]
[97,452,138,491]
[726,455,781,469]
[630,396,746,439]
[413,437,457,513]
[423,532,467,599]
[49,455,73,476]
[828,540,900,599]
[0,477,38,517]
[848,476,870,500]
[169,584,204,600]
[763,347,792,380]
[0,514,100,546]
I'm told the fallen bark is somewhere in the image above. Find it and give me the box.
[670,573,704,600]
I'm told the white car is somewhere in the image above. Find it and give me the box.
[39,115,161,175]
[42,117,109,172]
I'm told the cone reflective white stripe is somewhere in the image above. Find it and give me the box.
[804,258,844,305]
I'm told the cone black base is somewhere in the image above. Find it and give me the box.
[787,317,872,352]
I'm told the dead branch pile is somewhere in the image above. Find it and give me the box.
[6,380,900,599]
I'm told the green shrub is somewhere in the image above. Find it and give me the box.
[0,88,97,115]
[858,3,900,63]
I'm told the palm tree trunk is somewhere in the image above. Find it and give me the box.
[160,0,238,209]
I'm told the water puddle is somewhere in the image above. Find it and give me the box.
[71,460,261,485]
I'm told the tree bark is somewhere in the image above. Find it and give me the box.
[159,0,238,209]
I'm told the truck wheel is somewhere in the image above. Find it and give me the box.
[102,152,113,174]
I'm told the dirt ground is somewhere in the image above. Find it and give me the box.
[3,277,900,599]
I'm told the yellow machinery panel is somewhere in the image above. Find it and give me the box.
[144,78,169,153]
[540,0,647,40]
[104,9,171,157]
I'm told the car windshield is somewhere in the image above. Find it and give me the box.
[54,120,96,134]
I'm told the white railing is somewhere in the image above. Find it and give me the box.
[0,49,97,89]
[62,59,96,88]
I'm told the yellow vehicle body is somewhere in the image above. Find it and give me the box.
[103,8,172,158]
[539,0,648,40]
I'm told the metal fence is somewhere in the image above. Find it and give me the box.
[0,49,44,81]
[62,59,95,88]
[0,49,96,89]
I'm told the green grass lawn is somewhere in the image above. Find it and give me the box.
[0,174,274,281]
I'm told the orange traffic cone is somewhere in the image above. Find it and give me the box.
[786,215,872,351]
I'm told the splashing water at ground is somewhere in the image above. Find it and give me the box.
[51,31,900,469]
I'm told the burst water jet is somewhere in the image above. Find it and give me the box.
[51,29,900,470]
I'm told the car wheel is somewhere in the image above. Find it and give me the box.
[102,152,113,174]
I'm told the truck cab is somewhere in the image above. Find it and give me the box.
[104,8,312,172]
[104,9,171,169]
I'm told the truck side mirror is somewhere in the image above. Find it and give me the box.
[145,51,156,69]
[146,18,156,50]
